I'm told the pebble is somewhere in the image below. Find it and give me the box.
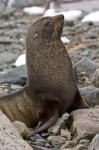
[0,51,17,65]
[13,120,29,136]
[91,68,99,88]
[88,133,99,150]
[73,144,88,150]
[61,129,71,141]
[74,57,97,78]
[48,135,66,146]
[80,86,99,106]
[61,141,77,149]
[29,134,44,142]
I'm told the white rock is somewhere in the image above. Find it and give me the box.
[43,1,56,17]
[59,10,82,21]
[61,36,70,44]
[7,0,15,8]
[82,11,99,23]
[15,54,26,67]
[23,6,44,15]
[44,9,82,21]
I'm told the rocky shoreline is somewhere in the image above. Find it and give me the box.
[0,6,99,150]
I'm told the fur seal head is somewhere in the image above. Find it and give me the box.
[26,14,64,42]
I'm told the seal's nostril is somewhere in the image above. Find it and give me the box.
[53,14,64,23]
[59,14,64,20]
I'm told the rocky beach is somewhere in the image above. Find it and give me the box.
[0,0,99,149]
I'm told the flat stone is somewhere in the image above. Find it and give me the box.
[80,86,99,106]
[0,110,33,150]
[92,68,99,88]
[74,57,97,77]
[48,135,66,146]
[0,65,27,86]
[0,51,16,65]
[13,120,29,136]
[61,129,71,141]
[70,108,99,140]
[88,134,99,150]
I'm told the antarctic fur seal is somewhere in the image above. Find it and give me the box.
[0,15,88,138]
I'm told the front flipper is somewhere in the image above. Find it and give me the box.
[68,89,89,113]
[26,100,59,140]
[26,113,58,140]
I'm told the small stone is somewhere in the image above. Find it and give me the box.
[61,141,77,149]
[88,134,99,150]
[73,144,88,150]
[30,134,43,142]
[0,51,17,65]
[48,135,66,146]
[70,108,99,140]
[33,139,51,147]
[45,143,52,148]
[13,120,29,136]
[79,139,90,146]
[61,129,71,141]
[80,86,99,106]
[32,145,50,150]
[0,65,27,86]
[74,57,97,78]
[62,148,72,150]
[92,68,99,88]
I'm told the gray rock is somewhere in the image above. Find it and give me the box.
[7,0,33,8]
[74,57,97,77]
[13,120,29,136]
[79,139,90,146]
[60,129,71,141]
[29,134,44,142]
[0,51,17,65]
[32,145,50,150]
[80,86,99,106]
[0,65,27,86]
[0,110,33,150]
[48,135,66,146]
[92,68,99,88]
[88,134,99,150]
[73,144,88,150]
[32,139,52,148]
[7,0,48,8]
[70,108,99,140]
[61,141,77,149]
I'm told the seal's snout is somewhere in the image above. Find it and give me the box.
[53,14,64,22]
[58,14,64,20]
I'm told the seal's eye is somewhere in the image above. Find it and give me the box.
[44,21,51,26]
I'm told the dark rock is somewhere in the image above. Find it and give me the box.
[0,65,27,86]
[80,86,99,106]
[74,57,97,78]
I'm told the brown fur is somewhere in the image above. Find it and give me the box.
[0,15,88,138]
